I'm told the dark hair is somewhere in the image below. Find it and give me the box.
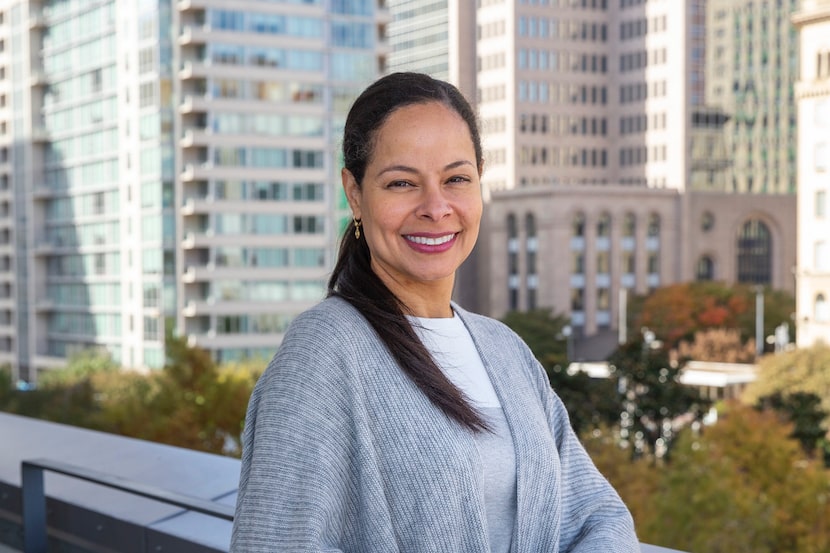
[327,72,488,432]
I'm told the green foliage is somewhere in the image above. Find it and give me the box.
[500,309,621,435]
[743,342,830,441]
[607,339,709,459]
[499,309,570,367]
[0,340,265,457]
[755,391,828,458]
[587,403,830,553]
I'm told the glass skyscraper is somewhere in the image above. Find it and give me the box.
[0,0,388,381]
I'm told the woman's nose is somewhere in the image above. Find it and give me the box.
[416,184,452,220]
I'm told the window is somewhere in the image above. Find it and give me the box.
[816,143,829,172]
[525,213,537,238]
[816,294,830,323]
[572,252,584,274]
[647,213,660,237]
[647,252,659,274]
[597,212,611,237]
[817,191,827,219]
[622,251,635,274]
[623,213,636,237]
[597,251,610,274]
[597,288,610,310]
[701,211,715,231]
[736,219,771,284]
[572,213,585,237]
[570,288,584,310]
[696,255,714,281]
[816,241,830,272]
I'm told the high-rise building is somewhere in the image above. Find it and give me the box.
[1,0,388,382]
[385,1,477,105]
[475,0,701,194]
[793,0,830,347]
[706,0,800,194]
[388,1,796,346]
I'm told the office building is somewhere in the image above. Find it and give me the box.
[793,0,830,347]
[483,186,796,345]
[706,0,800,194]
[0,0,388,381]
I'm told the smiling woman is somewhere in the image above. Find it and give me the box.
[342,101,482,318]
[231,72,640,553]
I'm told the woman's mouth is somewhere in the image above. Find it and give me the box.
[405,234,457,246]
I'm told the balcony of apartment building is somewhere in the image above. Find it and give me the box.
[0,175,11,202]
[0,412,686,553]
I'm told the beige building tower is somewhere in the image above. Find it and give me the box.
[476,0,701,194]
[793,0,830,347]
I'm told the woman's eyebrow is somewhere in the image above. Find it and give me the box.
[375,159,475,178]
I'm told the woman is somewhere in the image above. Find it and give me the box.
[231,72,638,552]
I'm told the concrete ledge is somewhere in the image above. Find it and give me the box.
[0,412,687,552]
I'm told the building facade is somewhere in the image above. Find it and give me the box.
[706,0,800,194]
[173,0,387,366]
[474,0,700,194]
[482,186,797,346]
[1,0,388,381]
[793,0,830,347]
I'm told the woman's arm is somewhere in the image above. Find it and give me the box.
[535,360,640,552]
[230,313,364,553]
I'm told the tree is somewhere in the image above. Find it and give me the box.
[742,342,830,435]
[755,391,828,459]
[607,339,709,459]
[675,328,757,363]
[627,282,794,352]
[500,309,620,434]
[499,309,569,368]
[0,340,264,457]
[638,403,830,553]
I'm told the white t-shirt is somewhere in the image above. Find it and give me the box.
[409,312,517,553]
[408,312,501,408]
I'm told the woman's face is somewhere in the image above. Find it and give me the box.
[343,102,482,306]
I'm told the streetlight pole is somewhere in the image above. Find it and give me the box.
[755,285,764,358]
[561,324,573,363]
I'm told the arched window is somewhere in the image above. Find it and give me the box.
[525,213,536,238]
[647,213,660,237]
[696,255,715,281]
[816,294,829,323]
[701,211,715,232]
[572,212,585,237]
[623,212,636,237]
[507,213,517,239]
[597,212,611,237]
[736,219,771,284]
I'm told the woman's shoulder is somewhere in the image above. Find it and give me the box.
[283,296,370,340]
[452,303,524,343]
[268,297,367,361]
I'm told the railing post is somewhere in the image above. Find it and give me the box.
[21,461,48,553]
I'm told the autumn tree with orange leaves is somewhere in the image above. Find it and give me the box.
[626,282,794,352]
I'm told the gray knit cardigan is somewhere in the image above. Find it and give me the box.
[231,297,639,552]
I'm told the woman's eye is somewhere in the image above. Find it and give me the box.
[447,176,471,184]
[387,180,412,189]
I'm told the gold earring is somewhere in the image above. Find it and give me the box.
[354,218,362,239]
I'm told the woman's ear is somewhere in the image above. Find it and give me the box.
[342,168,362,219]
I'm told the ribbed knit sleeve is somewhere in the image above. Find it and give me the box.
[533,365,640,552]
[230,301,398,552]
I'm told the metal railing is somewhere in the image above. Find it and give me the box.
[21,458,234,553]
